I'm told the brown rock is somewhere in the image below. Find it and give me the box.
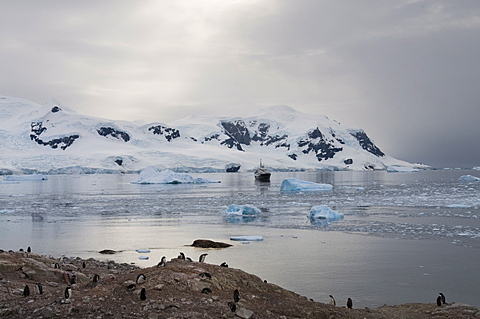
[190,239,232,248]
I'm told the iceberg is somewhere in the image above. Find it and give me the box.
[386,165,420,172]
[280,178,333,192]
[230,235,263,241]
[132,166,220,184]
[307,205,344,226]
[4,174,48,181]
[225,204,261,223]
[459,175,480,182]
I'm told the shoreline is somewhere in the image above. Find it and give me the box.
[1,250,478,318]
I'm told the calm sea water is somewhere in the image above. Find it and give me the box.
[1,170,479,308]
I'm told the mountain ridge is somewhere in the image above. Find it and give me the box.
[0,95,425,174]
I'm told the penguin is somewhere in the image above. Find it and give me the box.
[228,301,237,312]
[347,297,353,309]
[178,252,185,260]
[65,286,72,299]
[199,253,208,263]
[70,274,77,285]
[136,274,146,284]
[186,257,193,262]
[436,296,442,306]
[157,256,167,267]
[35,282,43,295]
[233,289,240,303]
[27,246,31,253]
[439,293,446,304]
[23,284,30,297]
[199,272,211,279]
[82,261,86,268]
[220,262,229,267]
[140,288,146,300]
[329,295,336,306]
[201,287,212,294]
[126,284,136,291]
[93,274,100,283]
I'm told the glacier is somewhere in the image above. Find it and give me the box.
[280,178,333,192]
[0,95,427,174]
[131,166,220,184]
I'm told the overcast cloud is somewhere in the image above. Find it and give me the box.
[1,1,480,168]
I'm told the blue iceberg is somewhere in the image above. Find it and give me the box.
[307,205,344,226]
[280,178,333,192]
[459,175,480,182]
[225,204,261,223]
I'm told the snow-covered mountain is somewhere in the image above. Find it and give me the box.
[0,95,423,174]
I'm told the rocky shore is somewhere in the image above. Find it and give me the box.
[0,250,478,318]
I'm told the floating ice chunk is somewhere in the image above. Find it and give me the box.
[4,174,48,181]
[280,178,333,192]
[458,175,480,182]
[132,166,220,184]
[446,204,470,208]
[230,235,263,241]
[135,249,151,253]
[307,205,344,226]
[225,204,260,216]
[386,166,420,172]
[138,256,149,260]
[225,204,260,223]
[1,209,14,214]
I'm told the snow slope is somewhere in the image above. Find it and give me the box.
[0,96,424,174]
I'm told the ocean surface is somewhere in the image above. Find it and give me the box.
[1,169,479,309]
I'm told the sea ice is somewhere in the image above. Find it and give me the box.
[230,235,263,241]
[459,175,480,182]
[280,178,333,192]
[4,174,48,181]
[225,204,261,223]
[135,249,151,253]
[307,205,344,226]
[132,166,220,184]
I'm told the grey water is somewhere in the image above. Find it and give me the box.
[1,170,479,309]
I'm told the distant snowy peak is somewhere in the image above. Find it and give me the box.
[0,95,423,173]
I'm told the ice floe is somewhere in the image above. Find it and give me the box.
[132,166,220,184]
[4,174,48,181]
[307,205,344,225]
[280,178,333,192]
[225,204,261,223]
[459,175,480,182]
[230,235,263,241]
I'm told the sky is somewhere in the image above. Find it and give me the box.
[1,0,480,168]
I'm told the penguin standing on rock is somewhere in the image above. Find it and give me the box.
[439,293,446,304]
[329,295,336,306]
[436,296,442,306]
[35,282,43,295]
[23,285,30,297]
[220,262,228,267]
[93,274,100,283]
[234,289,240,303]
[347,298,353,309]
[136,274,146,284]
[178,252,185,260]
[199,253,208,263]
[140,288,146,300]
[65,287,72,300]
[157,256,167,267]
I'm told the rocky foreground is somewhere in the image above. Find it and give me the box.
[0,250,479,319]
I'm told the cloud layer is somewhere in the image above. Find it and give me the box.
[2,1,479,167]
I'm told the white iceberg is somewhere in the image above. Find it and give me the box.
[308,205,344,226]
[225,204,261,223]
[230,235,263,241]
[458,175,480,182]
[4,174,48,181]
[386,165,420,172]
[132,166,220,184]
[135,249,151,253]
[280,178,333,192]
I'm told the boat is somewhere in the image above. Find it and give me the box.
[254,160,271,182]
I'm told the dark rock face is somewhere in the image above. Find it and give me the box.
[297,128,343,161]
[350,130,385,157]
[220,120,250,151]
[97,127,130,142]
[148,125,180,142]
[251,122,290,149]
[344,158,353,165]
[225,163,241,172]
[30,122,79,150]
[51,106,61,113]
